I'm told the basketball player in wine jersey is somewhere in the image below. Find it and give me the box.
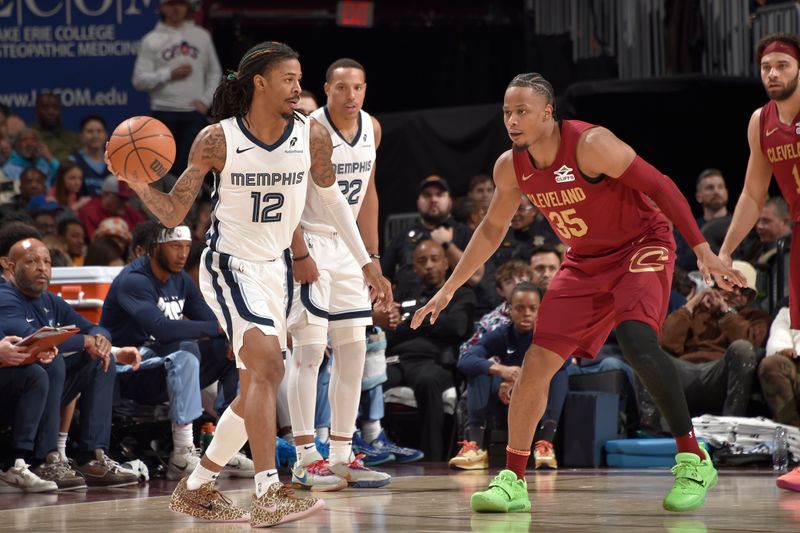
[107,42,391,528]
[719,33,800,493]
[285,58,391,491]
[412,73,745,514]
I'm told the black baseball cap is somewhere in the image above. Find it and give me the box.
[418,175,450,195]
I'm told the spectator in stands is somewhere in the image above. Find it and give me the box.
[0,167,48,221]
[755,197,792,254]
[382,239,475,460]
[458,259,532,358]
[753,197,793,308]
[69,115,108,197]
[382,175,483,295]
[190,197,212,242]
[296,89,318,114]
[0,105,12,167]
[0,222,41,282]
[132,0,221,178]
[0,237,137,488]
[454,282,568,470]
[84,237,126,267]
[452,197,485,231]
[51,160,91,212]
[493,195,559,268]
[184,239,205,288]
[466,174,494,212]
[78,175,144,239]
[675,169,731,270]
[131,220,153,258]
[759,304,800,427]
[639,261,768,426]
[57,217,86,266]
[93,217,132,262]
[529,244,561,291]
[2,128,58,185]
[28,195,62,237]
[30,93,80,162]
[100,223,245,480]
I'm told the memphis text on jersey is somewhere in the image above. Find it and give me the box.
[527,186,587,209]
[230,171,304,187]
[766,141,800,164]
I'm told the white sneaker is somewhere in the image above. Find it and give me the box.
[167,446,201,481]
[291,459,347,492]
[221,451,255,478]
[0,459,58,493]
[328,455,391,489]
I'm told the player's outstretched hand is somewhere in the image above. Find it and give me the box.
[695,244,747,292]
[363,262,393,312]
[411,287,454,329]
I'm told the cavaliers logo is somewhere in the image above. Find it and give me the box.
[629,246,670,273]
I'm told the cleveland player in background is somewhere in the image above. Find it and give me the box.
[719,32,800,493]
[412,73,744,514]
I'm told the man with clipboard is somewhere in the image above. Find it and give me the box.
[0,237,137,489]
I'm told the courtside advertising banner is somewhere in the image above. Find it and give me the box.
[0,0,158,130]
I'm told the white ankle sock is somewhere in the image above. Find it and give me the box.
[295,443,321,466]
[361,420,381,443]
[329,439,353,466]
[254,469,280,497]
[172,423,194,452]
[186,463,219,490]
[315,427,330,443]
[57,432,68,461]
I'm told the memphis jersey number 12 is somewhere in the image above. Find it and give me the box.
[207,116,309,261]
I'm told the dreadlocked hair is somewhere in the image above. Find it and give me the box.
[210,41,301,123]
[508,73,556,118]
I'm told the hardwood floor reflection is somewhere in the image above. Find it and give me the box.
[0,466,796,532]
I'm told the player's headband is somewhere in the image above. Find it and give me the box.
[761,41,800,63]
[157,226,191,243]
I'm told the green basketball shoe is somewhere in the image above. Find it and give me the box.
[662,449,717,512]
[470,470,531,513]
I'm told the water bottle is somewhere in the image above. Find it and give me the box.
[773,425,789,473]
[200,422,216,454]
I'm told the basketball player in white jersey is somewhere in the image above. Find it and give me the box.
[107,42,391,528]
[285,58,388,491]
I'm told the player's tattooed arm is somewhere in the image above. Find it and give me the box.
[120,124,226,228]
[308,119,336,188]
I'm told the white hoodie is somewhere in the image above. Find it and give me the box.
[132,21,222,112]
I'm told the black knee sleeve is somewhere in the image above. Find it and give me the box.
[616,320,692,437]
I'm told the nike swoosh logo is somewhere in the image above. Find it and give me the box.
[766,127,778,137]
[236,146,255,153]
[200,502,214,510]
[26,318,34,323]
[332,143,343,149]
[506,349,516,354]
[172,462,188,471]
[303,444,315,450]
[295,470,307,484]
[522,173,534,181]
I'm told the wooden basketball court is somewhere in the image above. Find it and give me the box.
[0,464,795,531]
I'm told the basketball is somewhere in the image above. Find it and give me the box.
[107,116,176,184]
